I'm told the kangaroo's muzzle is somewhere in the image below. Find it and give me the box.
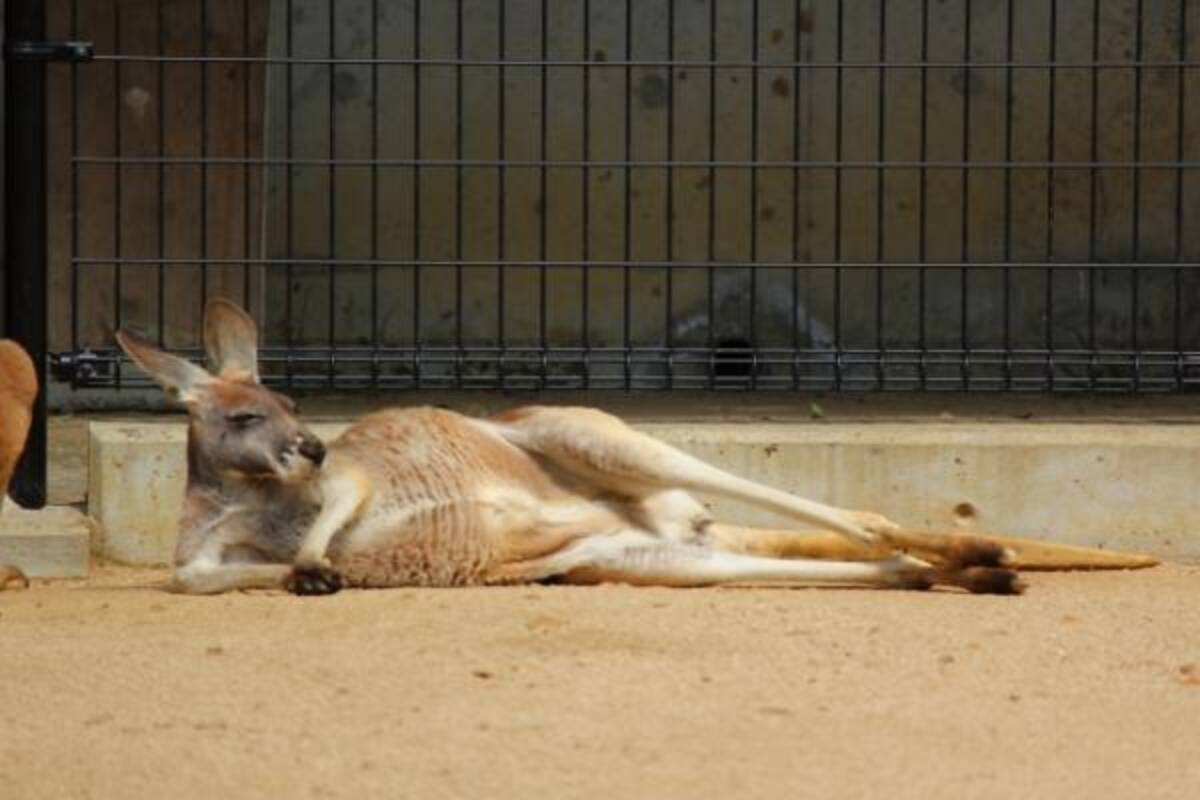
[298,436,326,467]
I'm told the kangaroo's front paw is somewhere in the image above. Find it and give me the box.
[287,560,343,596]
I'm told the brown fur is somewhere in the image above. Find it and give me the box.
[0,339,37,590]
[117,300,1159,598]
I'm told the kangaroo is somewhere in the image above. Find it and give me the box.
[0,339,38,590]
[115,300,1156,597]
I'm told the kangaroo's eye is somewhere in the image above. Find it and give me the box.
[227,411,266,427]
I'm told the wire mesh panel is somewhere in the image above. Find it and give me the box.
[46,0,1200,392]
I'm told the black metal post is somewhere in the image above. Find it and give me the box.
[4,0,48,508]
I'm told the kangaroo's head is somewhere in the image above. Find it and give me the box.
[116,300,326,487]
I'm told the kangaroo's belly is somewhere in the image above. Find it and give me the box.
[321,407,613,587]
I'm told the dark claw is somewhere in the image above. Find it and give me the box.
[957,567,1025,596]
[943,540,1011,569]
[899,564,1026,596]
[893,570,935,592]
[287,563,343,596]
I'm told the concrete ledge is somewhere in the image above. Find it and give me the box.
[0,505,93,577]
[88,424,189,565]
[90,419,1200,566]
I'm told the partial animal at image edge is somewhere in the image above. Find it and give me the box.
[0,338,37,590]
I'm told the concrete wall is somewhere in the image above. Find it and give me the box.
[90,418,1200,566]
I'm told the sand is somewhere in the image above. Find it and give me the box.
[2,564,1199,800]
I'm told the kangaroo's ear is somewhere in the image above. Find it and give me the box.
[115,330,211,403]
[203,298,259,382]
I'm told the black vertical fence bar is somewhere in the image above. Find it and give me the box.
[498,0,508,387]
[918,0,928,389]
[284,0,294,386]
[370,0,380,388]
[242,0,251,306]
[412,0,422,386]
[622,0,632,390]
[199,0,208,316]
[538,0,548,387]
[579,0,589,388]
[875,0,886,388]
[1131,0,1144,390]
[158,0,166,346]
[327,0,336,386]
[4,0,48,507]
[665,0,675,388]
[112,1,122,386]
[455,0,464,388]
[833,0,844,390]
[1046,0,1058,389]
[1175,0,1187,387]
[1088,0,1099,387]
[748,0,759,389]
[706,0,716,388]
[1003,0,1014,389]
[960,0,971,389]
[791,0,801,390]
[70,0,80,358]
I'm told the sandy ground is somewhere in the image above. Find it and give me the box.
[2,565,1199,800]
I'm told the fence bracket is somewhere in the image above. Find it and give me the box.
[50,349,109,387]
[4,41,93,62]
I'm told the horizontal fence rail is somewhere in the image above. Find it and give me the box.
[46,0,1200,393]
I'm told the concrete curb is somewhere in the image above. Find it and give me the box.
[88,418,1199,566]
[0,505,93,577]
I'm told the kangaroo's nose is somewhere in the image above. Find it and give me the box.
[298,436,326,466]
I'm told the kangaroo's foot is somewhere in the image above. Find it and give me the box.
[906,565,1025,595]
[893,547,1024,595]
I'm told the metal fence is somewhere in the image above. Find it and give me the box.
[21,0,1200,394]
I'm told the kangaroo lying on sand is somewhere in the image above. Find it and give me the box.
[0,339,38,590]
[116,300,1156,596]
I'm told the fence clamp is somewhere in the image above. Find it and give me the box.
[4,41,94,63]
[51,349,108,387]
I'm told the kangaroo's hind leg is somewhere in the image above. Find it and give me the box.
[704,522,1158,571]
[487,406,893,547]
[703,523,1020,593]
[486,407,1034,586]
[706,523,1009,569]
[485,530,1020,593]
